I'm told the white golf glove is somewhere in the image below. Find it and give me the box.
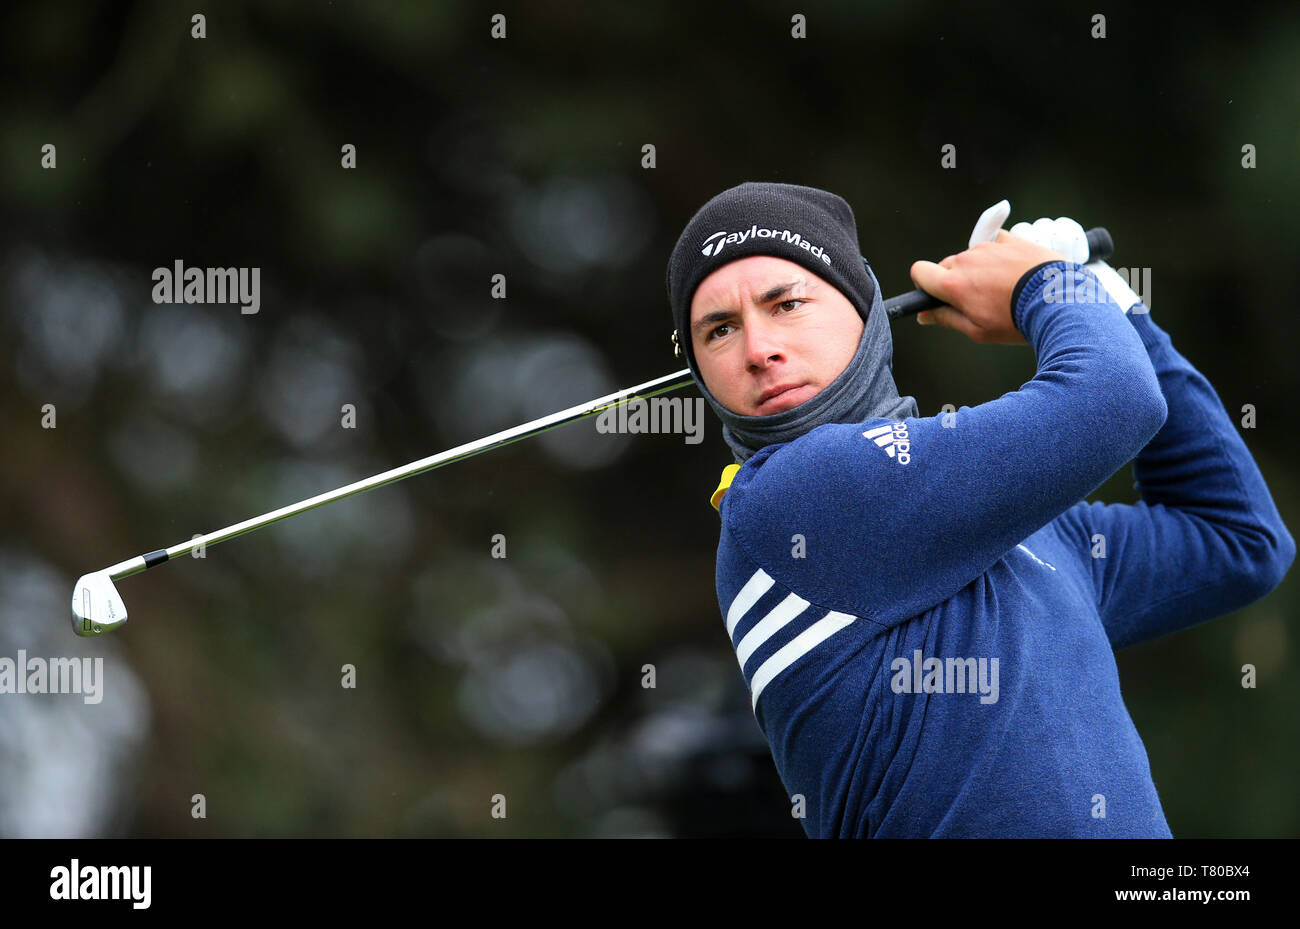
[1006,214,1142,314]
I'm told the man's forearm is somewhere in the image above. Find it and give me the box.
[1125,306,1292,590]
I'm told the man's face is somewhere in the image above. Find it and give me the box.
[689,256,865,416]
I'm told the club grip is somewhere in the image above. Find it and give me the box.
[1085,227,1113,263]
[884,226,1113,320]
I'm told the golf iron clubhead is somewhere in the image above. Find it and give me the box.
[71,571,129,637]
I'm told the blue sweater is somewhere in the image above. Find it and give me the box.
[710,261,1295,838]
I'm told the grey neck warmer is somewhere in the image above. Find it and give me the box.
[712,262,917,463]
[666,181,919,463]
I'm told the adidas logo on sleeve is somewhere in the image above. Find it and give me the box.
[863,422,912,465]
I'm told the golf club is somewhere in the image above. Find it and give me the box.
[71,220,1114,637]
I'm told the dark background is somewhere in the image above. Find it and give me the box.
[1,0,1296,837]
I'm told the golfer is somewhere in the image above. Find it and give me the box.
[665,182,1294,837]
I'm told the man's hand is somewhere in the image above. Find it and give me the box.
[908,230,1065,345]
[1010,216,1142,313]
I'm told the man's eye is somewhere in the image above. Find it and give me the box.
[778,299,805,312]
[707,323,733,341]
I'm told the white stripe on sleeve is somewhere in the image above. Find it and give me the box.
[750,611,856,712]
[726,569,774,637]
[735,593,810,670]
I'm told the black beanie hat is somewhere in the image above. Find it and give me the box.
[667,182,877,373]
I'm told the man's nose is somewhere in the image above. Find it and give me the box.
[742,314,784,368]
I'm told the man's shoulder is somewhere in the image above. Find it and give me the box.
[717,418,914,533]
[732,419,910,490]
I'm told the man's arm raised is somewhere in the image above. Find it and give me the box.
[723,236,1168,629]
[1055,296,1295,649]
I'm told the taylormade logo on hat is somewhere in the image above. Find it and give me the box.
[700,226,833,265]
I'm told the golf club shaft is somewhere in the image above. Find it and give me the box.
[101,368,697,582]
[99,227,1115,582]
